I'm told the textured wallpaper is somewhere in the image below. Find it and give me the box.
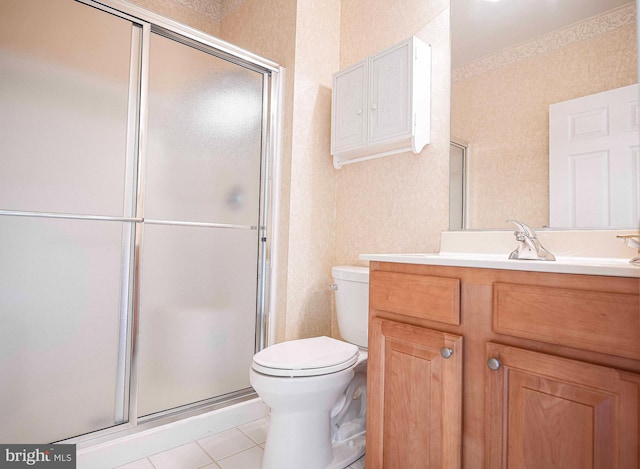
[126,0,453,343]
[280,0,342,341]
[127,0,220,36]
[222,0,341,342]
[336,0,451,263]
[221,0,452,342]
[332,1,452,336]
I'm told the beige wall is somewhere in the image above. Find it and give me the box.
[219,0,296,66]
[222,0,452,342]
[219,0,299,342]
[282,0,341,341]
[452,7,637,229]
[221,1,341,342]
[120,0,452,344]
[335,0,451,262]
[127,0,220,36]
[333,0,451,336]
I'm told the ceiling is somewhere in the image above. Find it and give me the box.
[451,0,633,68]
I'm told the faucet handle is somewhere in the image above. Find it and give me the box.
[617,235,640,266]
[507,219,535,238]
[507,219,556,261]
[617,234,640,250]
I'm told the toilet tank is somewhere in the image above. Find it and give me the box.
[332,265,369,348]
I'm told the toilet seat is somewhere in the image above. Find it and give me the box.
[252,336,358,377]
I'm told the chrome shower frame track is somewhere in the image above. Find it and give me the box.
[8,0,286,447]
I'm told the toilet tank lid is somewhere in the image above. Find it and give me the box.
[331,265,369,282]
[253,336,358,370]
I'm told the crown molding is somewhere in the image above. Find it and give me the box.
[453,2,636,82]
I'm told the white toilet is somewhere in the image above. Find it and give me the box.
[250,265,369,469]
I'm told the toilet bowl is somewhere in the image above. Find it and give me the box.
[250,266,369,469]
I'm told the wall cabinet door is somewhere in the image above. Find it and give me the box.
[486,343,640,468]
[332,61,368,154]
[367,318,462,469]
[368,39,412,144]
[331,37,430,168]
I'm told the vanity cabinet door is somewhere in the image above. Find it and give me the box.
[367,318,462,469]
[485,343,640,469]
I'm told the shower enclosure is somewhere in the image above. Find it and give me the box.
[0,0,281,444]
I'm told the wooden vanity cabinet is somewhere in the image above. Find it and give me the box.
[367,318,463,468]
[485,342,639,468]
[366,261,640,469]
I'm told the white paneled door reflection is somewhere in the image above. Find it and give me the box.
[549,84,640,228]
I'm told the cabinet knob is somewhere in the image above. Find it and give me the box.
[371,104,378,111]
[487,357,501,371]
[440,347,453,359]
[356,109,363,115]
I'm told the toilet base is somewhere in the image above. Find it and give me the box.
[262,413,365,469]
[261,413,366,469]
[261,409,334,469]
[251,345,368,469]
[328,432,366,469]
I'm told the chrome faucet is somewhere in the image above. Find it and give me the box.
[616,234,640,266]
[507,220,556,261]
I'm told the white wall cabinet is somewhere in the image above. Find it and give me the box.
[331,37,431,168]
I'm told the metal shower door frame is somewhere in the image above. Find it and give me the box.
[61,0,283,445]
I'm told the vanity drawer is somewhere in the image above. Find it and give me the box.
[370,271,460,325]
[493,282,640,359]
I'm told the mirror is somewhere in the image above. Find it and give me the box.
[450,0,638,230]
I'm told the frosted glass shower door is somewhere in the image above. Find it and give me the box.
[137,33,265,416]
[0,218,133,442]
[0,0,136,216]
[0,0,140,442]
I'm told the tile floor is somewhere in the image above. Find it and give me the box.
[115,416,365,469]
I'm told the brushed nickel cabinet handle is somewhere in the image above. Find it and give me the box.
[487,357,501,371]
[440,347,453,359]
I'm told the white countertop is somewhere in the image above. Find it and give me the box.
[360,229,640,278]
[359,252,640,278]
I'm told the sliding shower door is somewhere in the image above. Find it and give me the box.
[0,0,277,444]
[0,0,140,442]
[136,33,265,417]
